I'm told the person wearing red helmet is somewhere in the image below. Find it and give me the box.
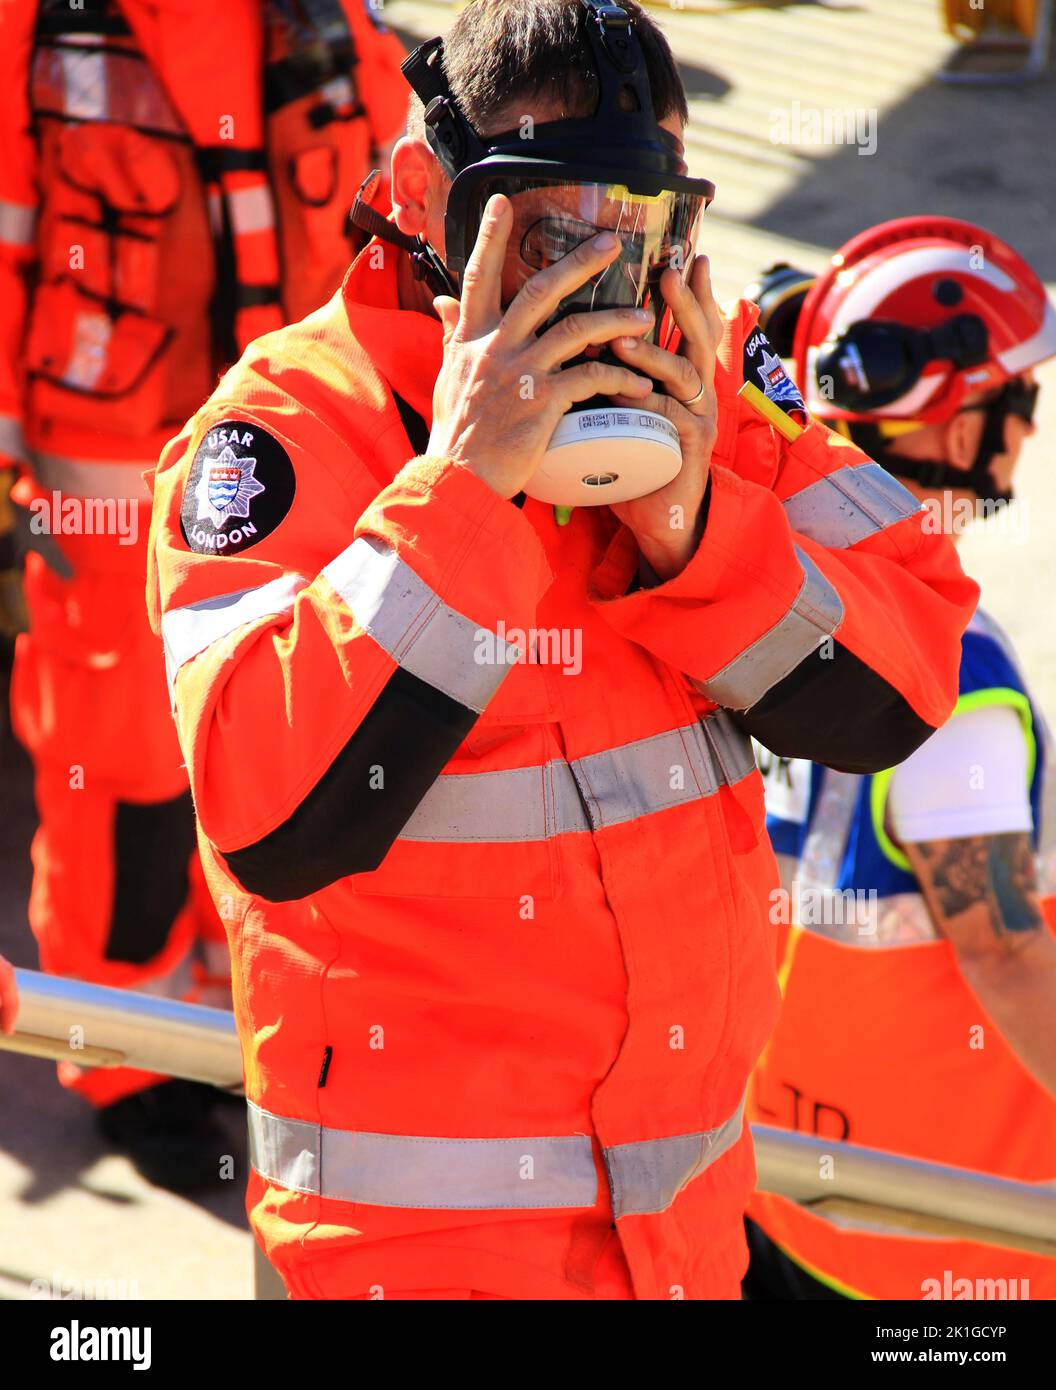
[744,216,1056,1300]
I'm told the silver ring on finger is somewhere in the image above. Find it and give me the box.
[677,380,707,408]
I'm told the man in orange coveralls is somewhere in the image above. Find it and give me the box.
[0,0,407,1189]
[147,0,977,1297]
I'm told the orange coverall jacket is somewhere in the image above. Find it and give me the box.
[146,242,977,1300]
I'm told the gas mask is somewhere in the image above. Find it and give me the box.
[399,0,715,508]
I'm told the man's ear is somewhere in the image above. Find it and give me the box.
[391,137,438,239]
[939,408,981,474]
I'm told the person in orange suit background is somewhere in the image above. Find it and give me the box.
[0,0,407,1189]
[0,955,17,1036]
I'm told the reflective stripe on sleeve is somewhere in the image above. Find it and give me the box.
[161,574,304,699]
[0,200,35,248]
[0,414,25,460]
[226,184,276,237]
[323,535,517,713]
[30,451,153,501]
[694,548,844,711]
[398,710,756,843]
[783,462,923,549]
[248,1095,746,1215]
[61,47,107,121]
[604,1096,746,1218]
[247,1101,599,1210]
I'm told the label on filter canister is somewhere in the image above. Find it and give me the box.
[552,407,681,452]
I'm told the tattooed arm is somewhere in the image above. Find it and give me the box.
[904,833,1056,1098]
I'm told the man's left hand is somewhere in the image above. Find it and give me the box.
[609,254,723,581]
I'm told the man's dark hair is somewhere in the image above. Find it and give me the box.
[407,0,689,140]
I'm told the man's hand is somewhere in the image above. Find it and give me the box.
[428,195,656,498]
[0,954,18,1035]
[609,255,723,580]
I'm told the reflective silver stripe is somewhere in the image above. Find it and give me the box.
[64,310,112,391]
[401,759,590,842]
[323,536,517,713]
[30,451,152,501]
[604,1096,746,1218]
[793,768,940,948]
[783,462,923,549]
[794,889,938,947]
[227,185,275,237]
[572,710,756,829]
[695,548,844,711]
[399,711,755,843]
[0,414,25,459]
[161,575,304,698]
[247,1101,598,1210]
[61,47,107,121]
[137,949,196,1002]
[798,768,861,892]
[0,200,35,248]
[198,938,232,977]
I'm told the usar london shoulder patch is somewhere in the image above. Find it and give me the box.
[743,329,807,423]
[180,421,295,556]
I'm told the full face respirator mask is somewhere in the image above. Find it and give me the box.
[398,0,715,508]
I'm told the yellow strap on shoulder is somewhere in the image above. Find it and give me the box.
[737,380,806,442]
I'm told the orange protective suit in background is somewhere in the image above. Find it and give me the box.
[0,0,408,1106]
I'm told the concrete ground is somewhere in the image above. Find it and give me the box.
[1,0,1053,1299]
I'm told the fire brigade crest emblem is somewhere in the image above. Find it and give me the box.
[195,445,266,528]
[756,346,803,407]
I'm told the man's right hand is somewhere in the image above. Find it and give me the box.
[427,195,657,499]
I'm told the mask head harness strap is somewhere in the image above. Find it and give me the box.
[403,2,666,184]
[347,169,459,298]
[401,35,488,184]
[398,1,709,280]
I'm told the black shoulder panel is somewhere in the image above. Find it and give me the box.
[733,641,938,774]
[223,666,476,902]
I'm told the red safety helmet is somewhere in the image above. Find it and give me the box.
[793,215,1056,425]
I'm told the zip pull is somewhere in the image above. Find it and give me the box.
[317,1045,333,1088]
[554,506,575,527]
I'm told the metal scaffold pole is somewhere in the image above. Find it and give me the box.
[4,969,1056,1277]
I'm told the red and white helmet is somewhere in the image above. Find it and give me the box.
[793,215,1056,424]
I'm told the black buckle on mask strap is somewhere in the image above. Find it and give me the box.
[402,36,486,181]
[347,171,459,299]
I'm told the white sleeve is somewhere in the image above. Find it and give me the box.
[888,703,1033,845]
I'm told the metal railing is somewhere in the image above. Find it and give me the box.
[5,967,243,1090]
[4,968,1056,1278]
